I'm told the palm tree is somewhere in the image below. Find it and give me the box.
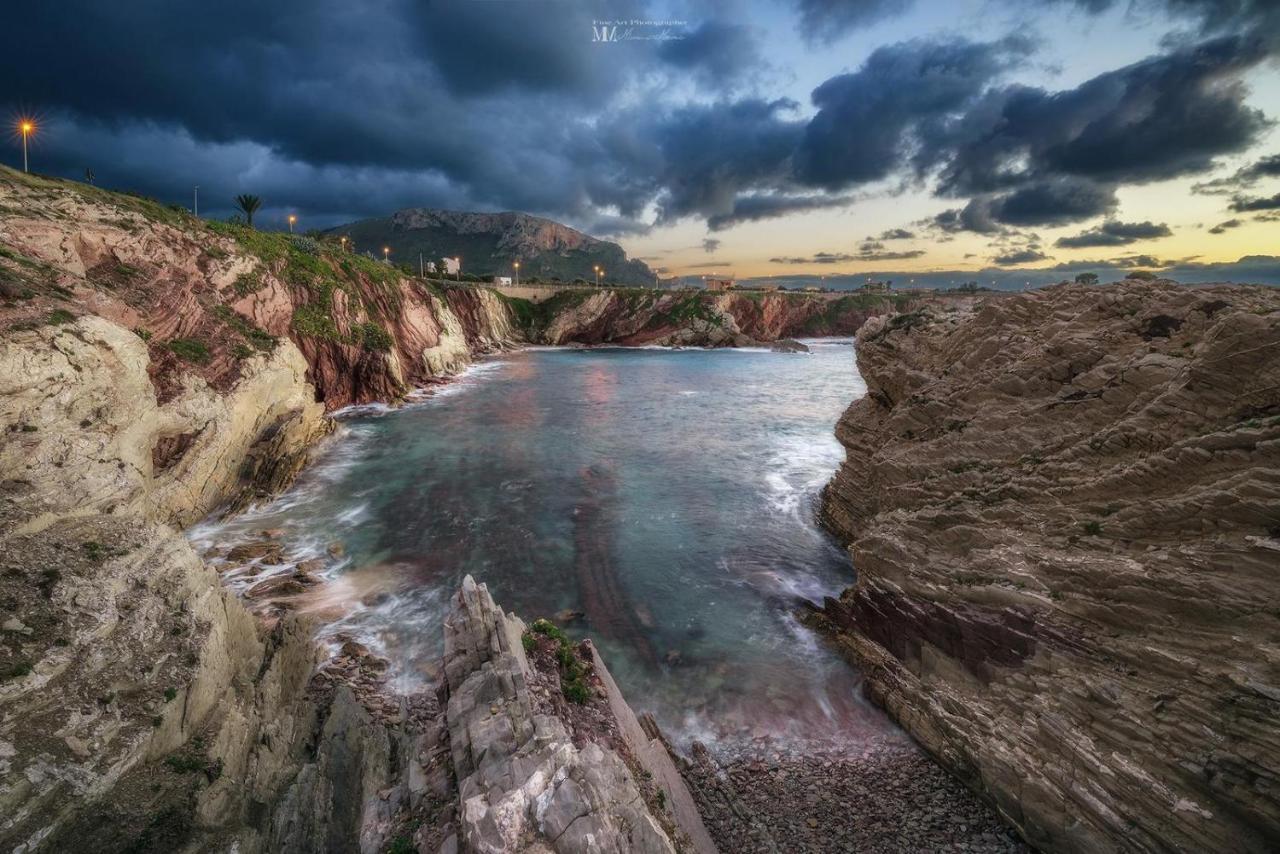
[235,194,263,228]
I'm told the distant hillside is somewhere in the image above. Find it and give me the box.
[331,209,656,286]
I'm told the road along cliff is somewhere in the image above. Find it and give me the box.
[815,280,1280,852]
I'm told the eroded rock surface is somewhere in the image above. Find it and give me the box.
[442,576,712,853]
[818,281,1280,852]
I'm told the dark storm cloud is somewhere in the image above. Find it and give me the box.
[860,248,926,260]
[1055,220,1173,247]
[770,252,859,264]
[1230,192,1280,211]
[993,247,1050,265]
[793,36,1034,190]
[0,0,767,230]
[793,0,915,42]
[705,192,852,230]
[1,0,1276,237]
[1045,0,1279,37]
[1208,218,1243,233]
[878,228,916,240]
[1193,152,1280,193]
[658,20,762,86]
[924,34,1272,199]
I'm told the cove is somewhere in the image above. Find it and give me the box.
[191,341,899,752]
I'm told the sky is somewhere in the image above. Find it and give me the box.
[2,0,1277,287]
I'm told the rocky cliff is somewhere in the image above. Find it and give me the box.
[0,167,711,852]
[512,288,913,347]
[816,281,1280,852]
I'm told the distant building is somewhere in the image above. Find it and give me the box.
[492,275,513,285]
[759,283,780,292]
[861,280,891,293]
[440,257,460,276]
[705,277,735,291]
[425,260,438,274]
[803,286,820,292]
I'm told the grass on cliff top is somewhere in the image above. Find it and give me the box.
[526,618,592,704]
[1,165,194,229]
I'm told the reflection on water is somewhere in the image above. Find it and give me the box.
[190,341,901,751]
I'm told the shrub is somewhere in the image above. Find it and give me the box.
[47,309,75,324]
[354,321,394,352]
[1081,520,1103,536]
[1125,270,1158,281]
[167,338,211,364]
[1,660,33,681]
[290,235,321,256]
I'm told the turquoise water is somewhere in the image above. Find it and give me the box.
[192,342,899,750]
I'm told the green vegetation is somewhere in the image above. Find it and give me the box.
[1081,520,1103,536]
[167,338,211,364]
[353,321,394,351]
[2,660,33,681]
[1125,270,1158,281]
[164,687,178,702]
[234,194,263,228]
[233,271,263,297]
[1074,272,1099,285]
[291,303,343,342]
[213,305,275,352]
[527,619,592,704]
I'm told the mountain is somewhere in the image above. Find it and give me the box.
[331,208,657,285]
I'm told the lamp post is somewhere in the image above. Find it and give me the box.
[513,260,520,286]
[193,185,199,217]
[383,246,391,264]
[593,265,600,287]
[340,236,348,253]
[288,214,297,234]
[18,120,34,173]
[457,257,461,281]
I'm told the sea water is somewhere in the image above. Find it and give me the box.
[190,341,902,751]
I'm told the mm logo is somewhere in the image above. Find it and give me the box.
[592,25,618,42]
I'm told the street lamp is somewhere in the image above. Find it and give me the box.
[288,214,297,234]
[18,119,35,173]
[513,260,520,286]
[340,236,348,253]
[383,246,390,264]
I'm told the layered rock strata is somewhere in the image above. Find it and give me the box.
[817,281,1280,852]
[441,575,713,853]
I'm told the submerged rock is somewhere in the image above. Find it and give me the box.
[770,338,810,353]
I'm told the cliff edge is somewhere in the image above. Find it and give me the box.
[817,281,1280,851]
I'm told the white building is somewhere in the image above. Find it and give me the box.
[492,276,513,286]
[440,257,460,275]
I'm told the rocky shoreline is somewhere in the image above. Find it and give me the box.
[816,281,1280,852]
[684,739,1028,853]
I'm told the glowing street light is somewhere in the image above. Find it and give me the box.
[339,236,348,252]
[18,119,35,173]
[383,246,391,264]
[513,260,520,286]
[287,214,297,233]
[593,265,601,286]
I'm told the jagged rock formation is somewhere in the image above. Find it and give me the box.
[336,208,658,286]
[441,576,713,853]
[816,281,1280,852]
